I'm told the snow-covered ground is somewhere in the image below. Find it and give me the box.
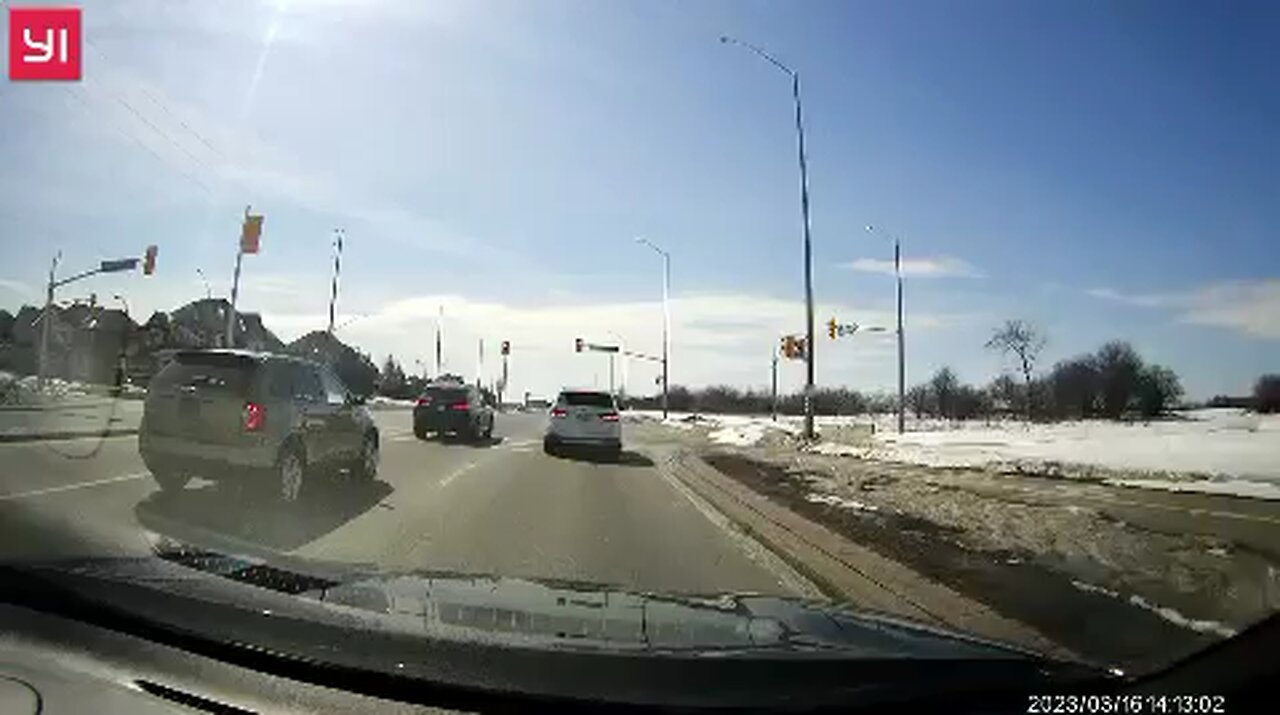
[865,409,1280,496]
[630,408,1280,500]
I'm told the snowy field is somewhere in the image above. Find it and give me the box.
[628,408,1280,500]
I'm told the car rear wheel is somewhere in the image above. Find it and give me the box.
[543,436,558,455]
[151,470,190,494]
[414,424,427,440]
[483,418,494,440]
[353,434,378,481]
[276,445,306,503]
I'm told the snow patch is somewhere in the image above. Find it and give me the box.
[808,442,866,457]
[805,493,879,512]
[1104,477,1280,501]
[1071,581,1238,639]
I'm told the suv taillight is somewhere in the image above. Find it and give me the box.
[415,396,431,407]
[601,412,619,422]
[243,402,266,432]
[449,402,469,411]
[550,407,567,418]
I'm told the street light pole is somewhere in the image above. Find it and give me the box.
[196,268,212,300]
[637,237,670,420]
[866,225,906,434]
[721,35,817,440]
[327,229,344,335]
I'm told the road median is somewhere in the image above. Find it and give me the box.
[662,447,1072,661]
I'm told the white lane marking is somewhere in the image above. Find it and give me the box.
[503,438,540,449]
[0,472,148,501]
[0,433,137,447]
[656,458,824,599]
[438,461,478,487]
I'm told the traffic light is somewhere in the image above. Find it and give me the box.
[827,317,838,340]
[143,245,158,275]
[575,337,584,353]
[780,335,790,358]
[501,340,510,356]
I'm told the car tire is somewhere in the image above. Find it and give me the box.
[483,418,494,440]
[275,443,307,504]
[543,436,558,456]
[414,424,427,440]
[353,433,378,481]
[151,470,190,494]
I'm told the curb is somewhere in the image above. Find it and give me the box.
[663,447,1075,661]
[0,428,139,444]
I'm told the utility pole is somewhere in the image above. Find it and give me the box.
[637,237,670,420]
[227,206,262,347]
[895,237,906,434]
[226,207,248,347]
[771,348,779,422]
[38,253,60,389]
[477,337,484,389]
[720,36,816,440]
[327,229,344,335]
[434,305,444,377]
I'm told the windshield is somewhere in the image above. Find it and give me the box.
[151,353,257,395]
[1,0,1276,688]
[561,391,615,409]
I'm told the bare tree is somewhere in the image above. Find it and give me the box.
[985,320,1046,421]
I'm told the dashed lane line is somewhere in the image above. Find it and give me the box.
[0,472,149,501]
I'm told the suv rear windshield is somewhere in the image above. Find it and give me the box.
[424,386,469,403]
[562,391,614,408]
[151,353,257,396]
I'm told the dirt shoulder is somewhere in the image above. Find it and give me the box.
[633,417,1280,673]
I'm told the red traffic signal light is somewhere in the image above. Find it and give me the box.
[574,337,584,353]
[143,245,158,275]
[501,340,510,356]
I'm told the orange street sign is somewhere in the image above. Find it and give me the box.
[241,214,264,254]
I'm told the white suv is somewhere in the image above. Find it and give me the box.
[543,389,621,457]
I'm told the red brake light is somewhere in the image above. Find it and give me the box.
[243,402,266,432]
[449,402,469,411]
[550,407,567,418]
[601,412,619,422]
[415,396,431,407]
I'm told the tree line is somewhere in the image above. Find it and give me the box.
[372,328,1280,420]
[626,321,1278,421]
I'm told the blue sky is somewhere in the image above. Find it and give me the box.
[1,0,1276,399]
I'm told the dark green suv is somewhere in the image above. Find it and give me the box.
[139,350,379,502]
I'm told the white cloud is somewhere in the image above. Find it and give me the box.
[843,256,983,278]
[1180,280,1280,339]
[0,279,32,299]
[1083,287,1173,307]
[1087,280,1280,339]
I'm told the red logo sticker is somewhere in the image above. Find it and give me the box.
[8,6,82,81]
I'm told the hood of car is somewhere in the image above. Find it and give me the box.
[35,537,1058,662]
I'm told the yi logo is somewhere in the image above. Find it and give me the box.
[8,6,82,81]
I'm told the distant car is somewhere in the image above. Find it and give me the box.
[413,382,495,441]
[138,350,379,503]
[543,389,621,458]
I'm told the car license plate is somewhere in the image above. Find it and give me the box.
[577,413,591,421]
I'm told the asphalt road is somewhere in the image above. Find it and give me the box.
[0,411,798,598]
